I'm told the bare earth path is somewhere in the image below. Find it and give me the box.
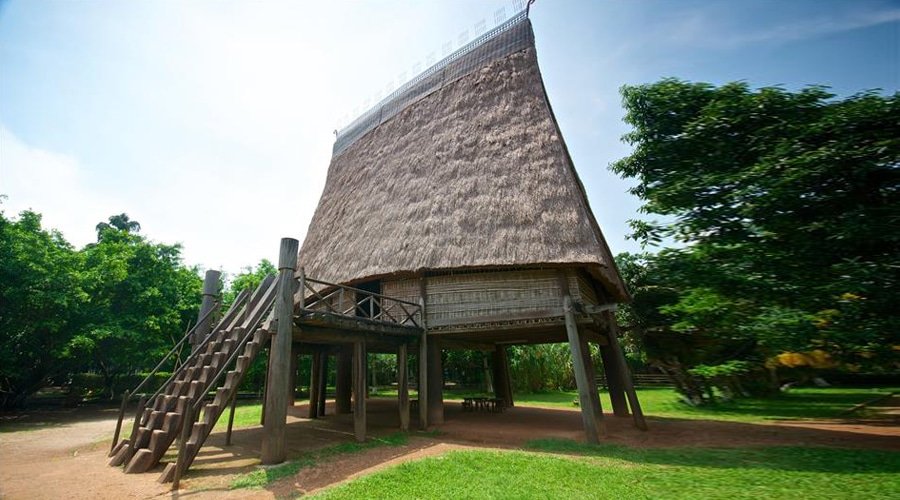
[1,397,897,500]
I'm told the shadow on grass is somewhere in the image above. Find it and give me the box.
[525,438,900,474]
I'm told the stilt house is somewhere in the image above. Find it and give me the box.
[291,8,645,444]
[107,8,645,484]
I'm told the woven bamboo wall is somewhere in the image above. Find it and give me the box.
[382,268,599,329]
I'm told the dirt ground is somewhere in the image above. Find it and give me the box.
[1,396,897,500]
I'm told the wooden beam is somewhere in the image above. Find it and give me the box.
[335,345,352,414]
[563,295,605,443]
[353,340,367,442]
[582,303,618,315]
[290,324,415,347]
[261,237,299,465]
[297,312,422,337]
[397,343,410,431]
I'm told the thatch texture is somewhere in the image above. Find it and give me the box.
[299,22,626,300]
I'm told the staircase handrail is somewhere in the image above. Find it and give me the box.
[110,289,251,454]
[130,303,218,397]
[172,297,277,486]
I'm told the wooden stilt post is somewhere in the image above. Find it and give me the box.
[260,237,299,465]
[193,270,221,351]
[353,340,367,442]
[599,344,629,417]
[493,345,514,408]
[317,353,328,417]
[426,337,443,425]
[418,333,429,429]
[308,351,321,419]
[563,295,605,443]
[335,345,352,414]
[260,345,269,426]
[398,343,410,431]
[289,343,299,406]
[225,392,238,446]
[604,311,648,430]
[482,354,494,394]
[579,334,605,423]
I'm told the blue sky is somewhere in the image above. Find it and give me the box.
[1,0,897,275]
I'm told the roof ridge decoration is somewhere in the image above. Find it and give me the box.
[332,8,531,157]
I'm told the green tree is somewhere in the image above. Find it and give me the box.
[67,218,202,398]
[0,210,85,408]
[95,212,141,241]
[223,259,276,307]
[612,81,899,393]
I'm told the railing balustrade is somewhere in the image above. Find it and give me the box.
[298,276,422,328]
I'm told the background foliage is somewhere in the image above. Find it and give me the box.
[612,81,898,401]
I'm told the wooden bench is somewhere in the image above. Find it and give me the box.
[596,373,673,388]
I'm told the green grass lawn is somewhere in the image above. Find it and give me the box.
[218,386,896,431]
[312,442,900,499]
[514,386,898,422]
[212,401,262,430]
[377,386,897,423]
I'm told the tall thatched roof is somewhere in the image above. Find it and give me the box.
[298,14,627,301]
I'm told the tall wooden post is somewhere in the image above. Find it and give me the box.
[317,353,328,417]
[604,311,648,430]
[193,270,220,350]
[261,237,298,464]
[563,295,605,443]
[418,334,429,429]
[426,338,443,425]
[308,351,321,419]
[353,340,367,442]
[397,343,410,431]
[492,345,514,408]
[599,344,629,417]
[335,345,352,414]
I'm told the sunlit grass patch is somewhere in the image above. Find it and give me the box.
[229,432,409,489]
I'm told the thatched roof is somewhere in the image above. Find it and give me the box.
[298,17,627,301]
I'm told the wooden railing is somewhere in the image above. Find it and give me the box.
[298,272,422,329]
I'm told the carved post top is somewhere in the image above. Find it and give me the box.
[202,270,221,296]
[278,238,300,271]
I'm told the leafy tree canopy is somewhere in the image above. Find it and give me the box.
[612,80,899,396]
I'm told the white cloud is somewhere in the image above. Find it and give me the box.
[0,126,122,245]
[657,5,900,49]
[725,7,900,47]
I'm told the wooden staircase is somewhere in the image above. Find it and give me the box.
[107,274,279,483]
